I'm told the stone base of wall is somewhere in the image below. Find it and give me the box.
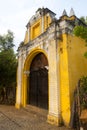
[47,114,61,126]
[15,103,21,109]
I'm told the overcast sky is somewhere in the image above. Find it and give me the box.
[0,0,87,51]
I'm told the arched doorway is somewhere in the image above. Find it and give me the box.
[29,52,48,109]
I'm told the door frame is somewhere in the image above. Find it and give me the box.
[22,49,49,108]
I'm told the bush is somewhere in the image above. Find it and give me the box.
[79,76,87,109]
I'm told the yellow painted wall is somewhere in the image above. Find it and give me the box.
[61,15,76,21]
[59,34,70,125]
[24,14,52,44]
[24,31,29,44]
[30,19,41,40]
[30,14,52,40]
[44,15,51,31]
[59,34,87,125]
[67,35,87,103]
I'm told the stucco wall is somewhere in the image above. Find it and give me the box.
[59,34,70,125]
[59,33,87,125]
[67,34,87,102]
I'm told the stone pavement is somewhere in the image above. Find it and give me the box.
[0,105,74,130]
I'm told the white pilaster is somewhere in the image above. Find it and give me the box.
[47,39,60,125]
[15,54,22,108]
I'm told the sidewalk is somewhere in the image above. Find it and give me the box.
[0,105,74,130]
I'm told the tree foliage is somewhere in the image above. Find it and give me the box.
[0,49,17,87]
[0,30,14,51]
[80,16,87,24]
[73,16,87,42]
[0,30,17,88]
[79,76,87,109]
[73,16,87,57]
[73,25,87,42]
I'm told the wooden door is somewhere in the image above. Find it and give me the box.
[29,53,48,109]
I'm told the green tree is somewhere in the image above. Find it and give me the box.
[80,16,87,24]
[79,76,87,109]
[73,16,87,57]
[0,30,17,103]
[0,30,14,51]
[73,25,87,42]
[0,49,17,87]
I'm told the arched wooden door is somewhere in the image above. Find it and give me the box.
[29,53,48,109]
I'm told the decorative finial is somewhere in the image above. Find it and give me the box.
[69,8,75,17]
[62,9,67,16]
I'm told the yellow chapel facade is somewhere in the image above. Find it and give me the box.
[15,8,87,126]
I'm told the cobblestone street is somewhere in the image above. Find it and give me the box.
[0,105,74,130]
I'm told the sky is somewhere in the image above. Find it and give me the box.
[0,0,87,51]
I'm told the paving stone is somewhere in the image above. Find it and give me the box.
[0,105,74,130]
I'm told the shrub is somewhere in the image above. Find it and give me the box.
[79,76,87,109]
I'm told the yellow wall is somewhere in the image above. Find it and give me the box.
[61,15,76,21]
[59,34,87,125]
[59,34,70,125]
[24,14,52,44]
[44,15,51,31]
[30,19,41,40]
[67,35,87,102]
[24,31,29,44]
